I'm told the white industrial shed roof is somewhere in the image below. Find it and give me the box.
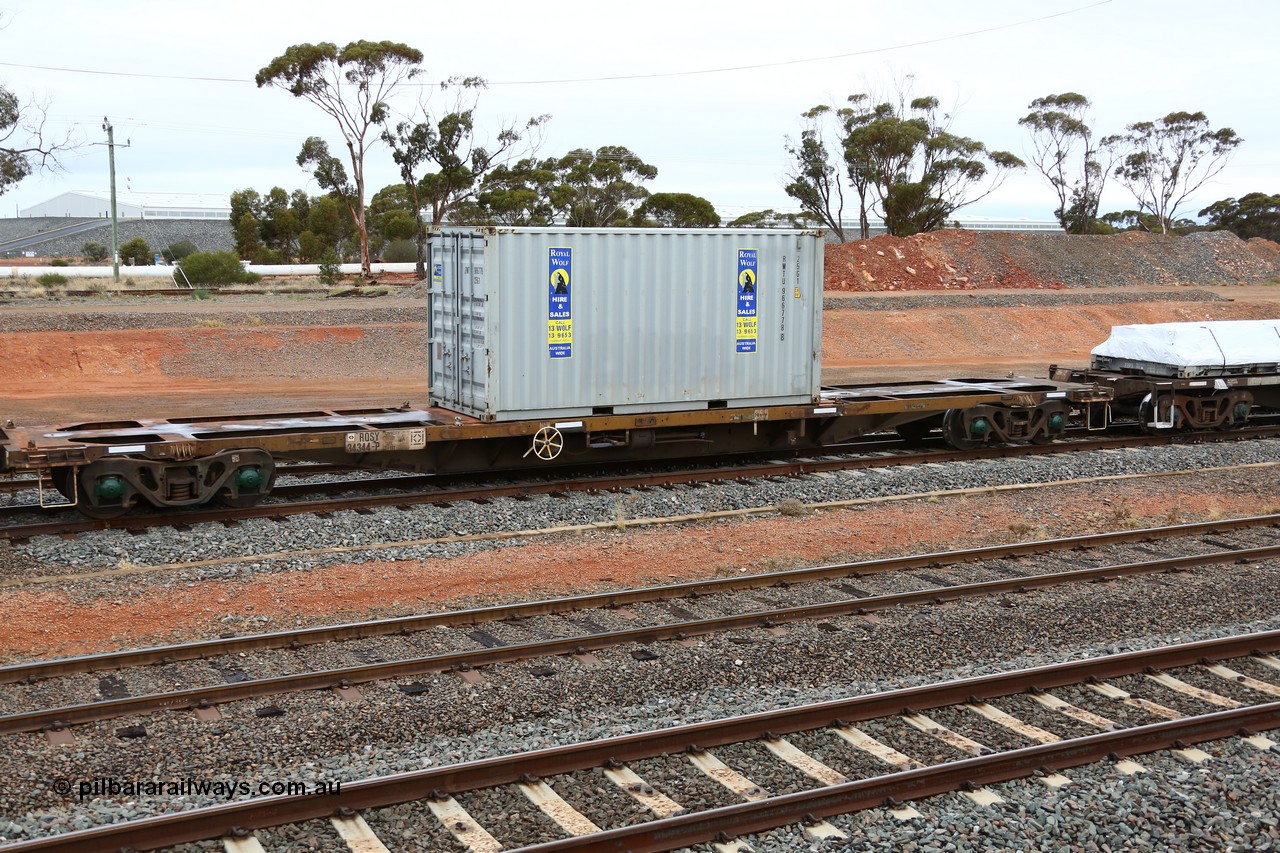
[18,191,231,220]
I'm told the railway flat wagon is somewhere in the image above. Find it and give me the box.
[1052,320,1280,430]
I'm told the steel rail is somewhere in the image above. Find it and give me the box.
[5,542,1277,735]
[3,513,1275,684]
[0,434,929,531]
[4,631,1278,852]
[513,703,1280,853]
[2,425,1278,540]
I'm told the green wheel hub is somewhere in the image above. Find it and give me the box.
[968,417,990,438]
[1047,412,1066,431]
[94,475,126,502]
[234,466,263,491]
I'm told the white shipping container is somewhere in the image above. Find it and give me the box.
[429,227,824,421]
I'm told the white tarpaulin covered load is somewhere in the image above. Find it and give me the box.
[1091,320,1280,378]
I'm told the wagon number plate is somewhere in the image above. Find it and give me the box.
[345,428,427,453]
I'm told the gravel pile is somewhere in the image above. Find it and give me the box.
[1,219,234,258]
[0,305,424,334]
[14,439,1279,578]
[826,228,1280,291]
[822,288,1229,311]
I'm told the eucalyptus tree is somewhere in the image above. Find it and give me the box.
[785,83,1023,238]
[256,40,424,275]
[381,76,548,274]
[1104,111,1242,235]
[1019,92,1112,233]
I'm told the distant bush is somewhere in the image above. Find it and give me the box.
[36,273,69,286]
[161,240,199,263]
[82,241,110,262]
[382,239,418,263]
[317,252,344,287]
[49,258,70,267]
[191,288,212,300]
[252,247,283,265]
[179,251,262,285]
[119,237,153,266]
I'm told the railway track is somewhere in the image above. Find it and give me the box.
[6,630,1278,851]
[2,424,1277,542]
[3,513,1275,739]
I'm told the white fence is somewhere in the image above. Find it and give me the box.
[0,262,419,279]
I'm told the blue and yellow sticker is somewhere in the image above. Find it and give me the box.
[548,247,573,359]
[736,248,758,353]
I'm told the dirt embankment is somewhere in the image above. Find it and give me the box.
[1,231,1278,423]
[825,229,1280,291]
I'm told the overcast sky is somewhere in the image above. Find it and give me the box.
[1,0,1275,225]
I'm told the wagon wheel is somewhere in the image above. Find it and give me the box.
[49,467,76,502]
[526,426,565,461]
[941,409,985,450]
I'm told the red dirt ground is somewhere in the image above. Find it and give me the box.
[2,475,1275,660]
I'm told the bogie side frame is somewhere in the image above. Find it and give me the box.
[1051,365,1280,433]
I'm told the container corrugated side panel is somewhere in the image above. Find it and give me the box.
[439,228,822,421]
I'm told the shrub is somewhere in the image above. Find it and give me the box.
[161,240,199,263]
[82,241,110,262]
[252,247,283,265]
[191,288,212,300]
[317,252,344,287]
[36,273,69,286]
[179,251,262,285]
[49,258,70,267]
[119,237,153,266]
[382,239,418,263]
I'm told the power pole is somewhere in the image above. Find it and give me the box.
[103,118,120,282]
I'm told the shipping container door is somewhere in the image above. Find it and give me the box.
[429,232,489,413]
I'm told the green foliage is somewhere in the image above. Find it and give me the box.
[316,252,344,287]
[850,93,1024,236]
[252,247,283,265]
[1101,209,1196,234]
[257,40,424,275]
[49,258,69,267]
[727,209,817,229]
[82,241,110,262]
[783,104,854,240]
[191,288,212,300]
[179,251,261,285]
[548,146,657,226]
[459,157,558,225]
[161,240,199,263]
[36,272,68,285]
[1019,93,1110,234]
[0,87,33,196]
[118,237,153,266]
[634,192,720,227]
[368,184,419,242]
[381,76,549,237]
[1104,111,1243,235]
[382,239,418,262]
[1199,193,1280,243]
[786,84,1023,238]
